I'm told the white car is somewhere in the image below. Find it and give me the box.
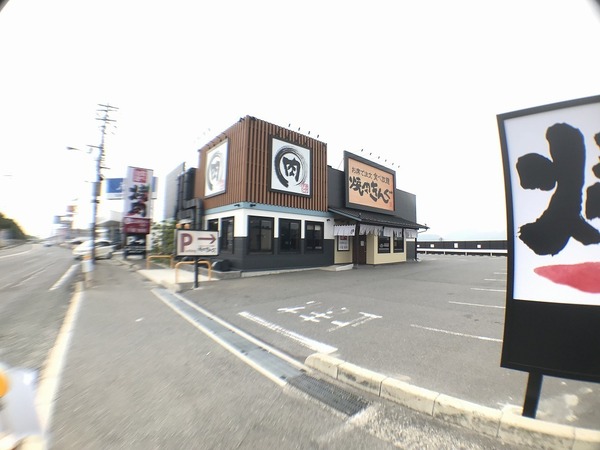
[72,240,115,260]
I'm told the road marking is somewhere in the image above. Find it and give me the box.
[277,306,306,314]
[449,301,505,309]
[0,249,31,259]
[327,312,383,332]
[300,314,321,322]
[14,268,47,288]
[153,290,307,369]
[152,290,307,386]
[484,278,506,282]
[35,282,84,434]
[410,324,502,342]
[471,287,506,293]
[49,264,79,291]
[238,311,337,354]
[299,311,335,322]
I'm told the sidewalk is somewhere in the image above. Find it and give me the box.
[133,258,600,450]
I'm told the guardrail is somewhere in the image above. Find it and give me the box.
[416,240,507,257]
[417,248,507,256]
[146,254,174,269]
[175,260,212,284]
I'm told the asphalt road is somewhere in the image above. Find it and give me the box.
[0,243,77,371]
[1,244,526,449]
[179,254,600,431]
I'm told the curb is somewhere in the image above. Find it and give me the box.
[305,353,600,450]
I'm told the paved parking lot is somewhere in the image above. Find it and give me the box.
[178,254,599,430]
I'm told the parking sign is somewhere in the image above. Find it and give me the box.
[176,230,219,256]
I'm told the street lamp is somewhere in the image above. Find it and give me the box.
[67,145,103,262]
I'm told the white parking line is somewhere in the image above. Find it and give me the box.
[449,301,505,309]
[239,311,337,354]
[471,287,506,293]
[410,324,502,342]
[484,278,506,282]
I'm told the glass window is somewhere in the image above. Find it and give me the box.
[305,221,323,252]
[394,235,404,253]
[207,219,218,231]
[221,217,234,253]
[378,236,391,253]
[279,219,301,252]
[249,216,273,253]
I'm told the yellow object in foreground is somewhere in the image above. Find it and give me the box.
[0,368,9,397]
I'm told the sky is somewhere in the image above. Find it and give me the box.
[1,0,600,239]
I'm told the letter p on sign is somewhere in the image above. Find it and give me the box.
[180,232,193,253]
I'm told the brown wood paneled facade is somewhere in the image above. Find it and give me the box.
[196,116,328,211]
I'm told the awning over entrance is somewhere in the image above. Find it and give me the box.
[328,207,428,236]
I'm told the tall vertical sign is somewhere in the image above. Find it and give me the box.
[497,96,600,394]
[122,166,153,253]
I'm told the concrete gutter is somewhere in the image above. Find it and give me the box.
[305,353,600,450]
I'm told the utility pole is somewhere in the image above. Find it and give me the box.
[90,103,118,262]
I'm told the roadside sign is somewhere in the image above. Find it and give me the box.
[176,230,218,256]
[497,94,600,382]
[498,95,600,417]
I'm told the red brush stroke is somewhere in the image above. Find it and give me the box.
[534,262,600,293]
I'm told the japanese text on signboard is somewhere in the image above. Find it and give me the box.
[346,157,395,212]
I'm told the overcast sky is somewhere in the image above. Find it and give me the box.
[1,0,599,239]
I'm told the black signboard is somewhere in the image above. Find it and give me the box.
[497,95,600,384]
[124,233,147,258]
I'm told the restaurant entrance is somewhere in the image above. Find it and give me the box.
[357,234,367,264]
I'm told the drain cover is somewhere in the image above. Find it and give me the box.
[288,373,369,416]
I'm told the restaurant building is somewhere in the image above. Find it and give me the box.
[189,115,426,272]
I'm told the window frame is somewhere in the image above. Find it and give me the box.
[305,221,324,252]
[248,216,274,254]
[220,216,234,254]
[207,219,219,231]
[279,218,301,253]
[378,236,391,253]
[393,234,404,253]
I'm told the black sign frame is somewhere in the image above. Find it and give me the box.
[497,94,600,383]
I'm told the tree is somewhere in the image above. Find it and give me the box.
[150,219,176,255]
[0,212,27,240]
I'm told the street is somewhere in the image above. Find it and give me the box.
[0,243,77,372]
[0,244,527,449]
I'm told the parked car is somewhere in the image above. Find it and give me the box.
[67,237,85,247]
[72,240,115,260]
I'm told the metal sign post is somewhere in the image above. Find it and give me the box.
[522,372,543,418]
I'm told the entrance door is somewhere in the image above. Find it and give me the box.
[357,235,367,264]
